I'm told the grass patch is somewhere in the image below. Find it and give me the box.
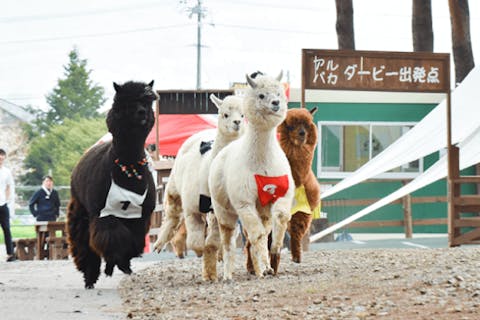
[0,225,36,244]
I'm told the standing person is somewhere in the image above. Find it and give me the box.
[29,175,61,222]
[0,148,15,262]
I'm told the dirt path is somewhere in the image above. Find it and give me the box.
[119,247,480,319]
[0,258,155,320]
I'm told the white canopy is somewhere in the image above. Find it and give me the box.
[321,67,480,199]
[310,124,480,242]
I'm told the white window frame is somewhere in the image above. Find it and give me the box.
[317,120,423,179]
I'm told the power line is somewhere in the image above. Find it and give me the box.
[0,24,194,45]
[0,1,166,23]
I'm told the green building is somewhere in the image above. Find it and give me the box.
[288,89,475,234]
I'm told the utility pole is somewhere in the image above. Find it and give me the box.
[185,0,207,90]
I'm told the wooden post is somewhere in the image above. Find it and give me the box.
[401,181,413,238]
[301,50,306,108]
[154,98,160,161]
[403,196,413,239]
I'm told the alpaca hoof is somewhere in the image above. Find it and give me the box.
[263,267,274,276]
[118,264,132,275]
[270,253,281,275]
[202,274,218,282]
[153,241,164,253]
[85,284,95,290]
[292,256,301,263]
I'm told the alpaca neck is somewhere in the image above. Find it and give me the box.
[244,125,278,161]
[211,132,236,158]
[112,135,146,163]
[286,145,314,186]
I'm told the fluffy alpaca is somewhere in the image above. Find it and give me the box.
[278,107,320,263]
[67,80,157,289]
[204,72,294,281]
[153,94,244,257]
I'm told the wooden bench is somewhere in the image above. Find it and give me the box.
[46,236,69,260]
[13,238,37,260]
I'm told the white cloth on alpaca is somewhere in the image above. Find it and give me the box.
[100,180,147,219]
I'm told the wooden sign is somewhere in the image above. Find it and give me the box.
[302,49,450,93]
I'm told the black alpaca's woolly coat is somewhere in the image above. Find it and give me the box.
[67,81,157,289]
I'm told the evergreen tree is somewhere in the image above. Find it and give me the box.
[41,47,106,130]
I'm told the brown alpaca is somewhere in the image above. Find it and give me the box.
[278,107,320,263]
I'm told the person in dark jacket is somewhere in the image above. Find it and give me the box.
[29,175,61,221]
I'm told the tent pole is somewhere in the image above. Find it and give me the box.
[155,97,160,161]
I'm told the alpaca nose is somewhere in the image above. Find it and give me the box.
[233,120,241,126]
[299,129,306,137]
[271,100,280,112]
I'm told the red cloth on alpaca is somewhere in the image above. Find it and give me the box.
[254,174,289,206]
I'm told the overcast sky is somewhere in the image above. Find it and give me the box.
[1,0,479,111]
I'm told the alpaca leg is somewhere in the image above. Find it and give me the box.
[67,198,102,289]
[270,199,291,274]
[219,222,236,281]
[202,212,220,281]
[237,207,270,278]
[83,252,102,289]
[153,191,183,252]
[185,211,206,257]
[288,212,313,263]
[171,221,187,258]
[245,239,255,275]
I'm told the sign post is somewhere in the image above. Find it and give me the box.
[302,49,458,244]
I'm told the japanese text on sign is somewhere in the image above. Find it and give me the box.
[302,50,449,92]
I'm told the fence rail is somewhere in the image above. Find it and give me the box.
[322,195,449,238]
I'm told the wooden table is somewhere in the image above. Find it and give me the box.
[34,221,68,260]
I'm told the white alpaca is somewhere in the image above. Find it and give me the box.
[153,94,245,256]
[204,72,294,281]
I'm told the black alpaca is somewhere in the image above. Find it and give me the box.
[67,80,157,289]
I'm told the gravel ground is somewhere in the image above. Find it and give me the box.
[119,247,480,320]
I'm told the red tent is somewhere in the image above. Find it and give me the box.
[94,114,217,157]
[145,114,217,156]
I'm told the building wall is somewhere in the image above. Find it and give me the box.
[0,108,30,179]
[288,100,476,233]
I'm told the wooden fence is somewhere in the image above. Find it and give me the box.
[321,195,448,238]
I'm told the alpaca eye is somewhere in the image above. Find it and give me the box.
[259,94,265,99]
[241,114,244,118]
[223,113,229,118]
[286,125,294,131]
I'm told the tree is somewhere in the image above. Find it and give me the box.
[448,0,475,85]
[412,0,433,52]
[335,0,355,50]
[22,117,107,185]
[44,47,106,128]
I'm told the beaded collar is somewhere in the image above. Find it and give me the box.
[114,158,148,180]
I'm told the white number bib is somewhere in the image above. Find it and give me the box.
[100,180,147,219]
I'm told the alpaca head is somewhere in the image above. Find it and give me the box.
[210,94,245,139]
[278,107,318,148]
[107,80,157,139]
[244,71,287,130]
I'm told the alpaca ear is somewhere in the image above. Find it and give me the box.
[148,80,154,88]
[246,74,257,89]
[275,70,283,82]
[210,94,223,109]
[113,82,121,92]
[309,106,318,116]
